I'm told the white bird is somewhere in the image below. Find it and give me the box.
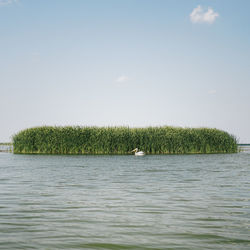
[131,148,145,156]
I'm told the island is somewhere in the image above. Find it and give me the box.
[12,126,238,155]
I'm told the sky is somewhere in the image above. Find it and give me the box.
[0,0,250,143]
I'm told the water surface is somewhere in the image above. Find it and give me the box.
[0,151,249,249]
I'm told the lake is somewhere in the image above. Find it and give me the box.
[0,150,249,249]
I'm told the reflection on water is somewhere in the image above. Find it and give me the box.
[0,151,249,249]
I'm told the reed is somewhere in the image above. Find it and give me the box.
[12,126,238,154]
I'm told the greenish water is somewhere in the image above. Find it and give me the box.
[0,150,249,249]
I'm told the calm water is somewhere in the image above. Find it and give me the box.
[0,151,250,249]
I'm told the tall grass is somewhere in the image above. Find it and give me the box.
[12,126,238,154]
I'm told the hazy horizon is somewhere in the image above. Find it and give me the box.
[1,0,250,143]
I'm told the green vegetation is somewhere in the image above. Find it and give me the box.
[0,142,12,145]
[12,126,238,155]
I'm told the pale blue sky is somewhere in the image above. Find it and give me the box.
[0,0,250,142]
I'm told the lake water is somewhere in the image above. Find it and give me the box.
[0,150,250,249]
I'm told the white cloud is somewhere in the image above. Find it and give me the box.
[115,75,129,83]
[190,5,219,24]
[208,90,217,95]
[0,0,18,6]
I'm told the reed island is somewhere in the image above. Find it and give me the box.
[12,126,237,154]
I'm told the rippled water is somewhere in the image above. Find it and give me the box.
[0,151,250,249]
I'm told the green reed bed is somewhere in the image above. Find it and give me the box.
[12,126,237,155]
